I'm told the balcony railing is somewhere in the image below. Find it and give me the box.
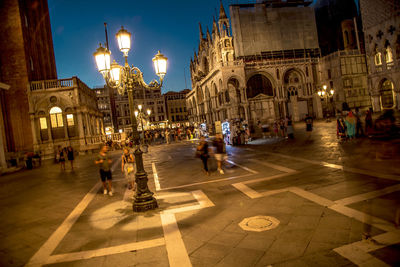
[30,78,75,91]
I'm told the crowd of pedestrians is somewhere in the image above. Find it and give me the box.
[56,145,74,170]
[336,108,398,141]
[258,117,295,140]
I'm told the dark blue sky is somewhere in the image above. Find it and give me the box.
[48,0,323,92]
[48,0,242,92]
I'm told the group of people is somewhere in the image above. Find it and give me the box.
[94,145,136,197]
[259,117,295,139]
[56,146,75,170]
[337,108,380,140]
[196,134,227,176]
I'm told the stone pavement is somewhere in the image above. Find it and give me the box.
[0,120,399,266]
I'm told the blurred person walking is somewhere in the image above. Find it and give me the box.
[337,117,347,140]
[355,108,364,137]
[305,114,313,138]
[95,145,113,196]
[287,118,294,139]
[213,133,226,174]
[58,146,66,171]
[196,136,210,175]
[67,146,74,170]
[345,111,356,139]
[365,109,373,136]
[121,148,135,191]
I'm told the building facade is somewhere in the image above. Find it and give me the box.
[164,89,190,127]
[187,1,323,132]
[94,85,117,134]
[0,0,57,156]
[360,0,400,111]
[319,49,370,113]
[28,77,104,158]
[103,86,167,132]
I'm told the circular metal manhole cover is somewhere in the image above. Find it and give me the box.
[239,215,280,232]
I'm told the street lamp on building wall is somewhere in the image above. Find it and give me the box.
[93,26,168,212]
[317,85,335,120]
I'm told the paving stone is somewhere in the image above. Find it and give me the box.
[208,231,247,246]
[236,235,275,251]
[215,247,265,267]
[190,243,232,261]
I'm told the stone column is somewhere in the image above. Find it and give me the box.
[47,117,53,142]
[314,95,323,119]
[0,99,7,169]
[371,95,381,112]
[29,114,38,146]
[244,104,249,122]
[77,112,86,146]
[63,114,69,140]
[290,96,300,121]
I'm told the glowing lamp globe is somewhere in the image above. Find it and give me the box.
[93,44,111,75]
[116,26,131,55]
[152,51,168,78]
[110,60,121,84]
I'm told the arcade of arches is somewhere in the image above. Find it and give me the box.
[187,69,320,131]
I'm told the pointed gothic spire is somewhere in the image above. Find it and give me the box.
[219,1,227,20]
[206,27,212,42]
[199,22,204,40]
[212,16,218,34]
[193,50,198,62]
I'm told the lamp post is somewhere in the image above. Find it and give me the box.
[317,85,335,121]
[93,26,167,212]
[135,105,151,143]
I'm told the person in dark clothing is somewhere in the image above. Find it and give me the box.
[95,145,113,196]
[197,136,210,175]
[58,146,66,171]
[213,133,226,174]
[305,114,313,139]
[67,146,74,170]
[365,109,373,136]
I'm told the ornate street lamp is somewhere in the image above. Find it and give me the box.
[317,85,335,119]
[93,26,168,212]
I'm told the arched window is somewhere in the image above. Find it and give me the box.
[224,39,230,47]
[202,57,209,74]
[375,51,382,66]
[246,74,274,98]
[225,90,230,103]
[380,79,394,108]
[49,106,63,128]
[385,46,393,63]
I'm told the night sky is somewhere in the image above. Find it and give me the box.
[48,0,322,93]
[48,0,239,92]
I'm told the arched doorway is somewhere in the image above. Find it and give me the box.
[246,74,273,98]
[380,79,395,109]
[283,69,307,121]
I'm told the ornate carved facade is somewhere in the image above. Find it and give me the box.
[187,2,323,131]
[360,0,400,111]
[28,77,104,158]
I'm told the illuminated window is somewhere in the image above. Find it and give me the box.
[66,114,74,126]
[374,52,382,66]
[49,106,63,128]
[39,117,47,129]
[385,46,393,63]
